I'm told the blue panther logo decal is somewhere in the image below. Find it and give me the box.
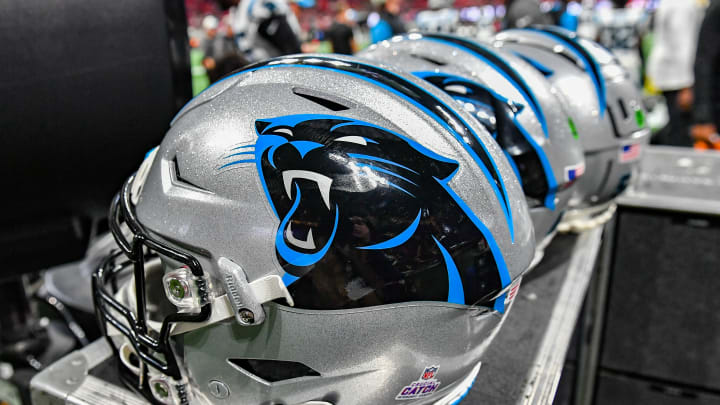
[220,115,510,311]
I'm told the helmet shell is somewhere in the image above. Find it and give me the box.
[131,54,534,404]
[493,27,650,206]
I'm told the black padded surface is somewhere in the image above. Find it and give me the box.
[595,371,720,405]
[0,0,191,275]
[601,208,720,390]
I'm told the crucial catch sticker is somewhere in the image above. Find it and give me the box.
[395,366,442,400]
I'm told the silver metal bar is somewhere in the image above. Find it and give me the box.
[520,227,603,405]
[618,145,720,216]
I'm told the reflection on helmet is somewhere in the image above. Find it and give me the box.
[235,115,505,310]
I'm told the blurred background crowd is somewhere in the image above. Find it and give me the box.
[183,0,720,150]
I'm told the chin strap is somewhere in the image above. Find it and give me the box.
[557,202,617,233]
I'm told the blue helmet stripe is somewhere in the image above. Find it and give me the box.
[512,52,554,77]
[224,151,255,159]
[218,159,255,169]
[504,150,521,180]
[523,27,606,117]
[359,210,423,250]
[414,71,559,209]
[436,169,511,293]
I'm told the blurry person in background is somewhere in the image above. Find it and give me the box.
[503,0,552,29]
[558,1,581,32]
[594,0,649,86]
[201,15,249,83]
[368,0,405,44]
[544,1,580,32]
[416,0,459,33]
[288,0,313,38]
[692,0,720,150]
[218,0,302,62]
[647,0,703,147]
[325,2,356,55]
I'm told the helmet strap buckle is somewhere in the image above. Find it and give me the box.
[218,257,294,326]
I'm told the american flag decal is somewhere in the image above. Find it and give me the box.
[620,144,642,163]
[505,280,521,305]
[564,162,586,182]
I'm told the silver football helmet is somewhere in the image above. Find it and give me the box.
[93,54,535,405]
[493,27,651,230]
[359,33,585,261]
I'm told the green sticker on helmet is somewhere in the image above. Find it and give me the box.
[568,118,579,140]
[635,108,645,128]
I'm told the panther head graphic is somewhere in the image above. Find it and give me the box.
[221,115,508,311]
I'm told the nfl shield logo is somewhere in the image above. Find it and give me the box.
[421,366,439,380]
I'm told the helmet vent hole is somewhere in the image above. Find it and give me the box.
[227,358,321,382]
[172,156,210,191]
[411,54,447,66]
[292,88,351,111]
[617,98,629,119]
[128,352,140,368]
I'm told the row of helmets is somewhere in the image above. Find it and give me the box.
[93,27,650,405]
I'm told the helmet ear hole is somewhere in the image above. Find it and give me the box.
[228,358,321,383]
[119,343,142,375]
[412,53,447,66]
